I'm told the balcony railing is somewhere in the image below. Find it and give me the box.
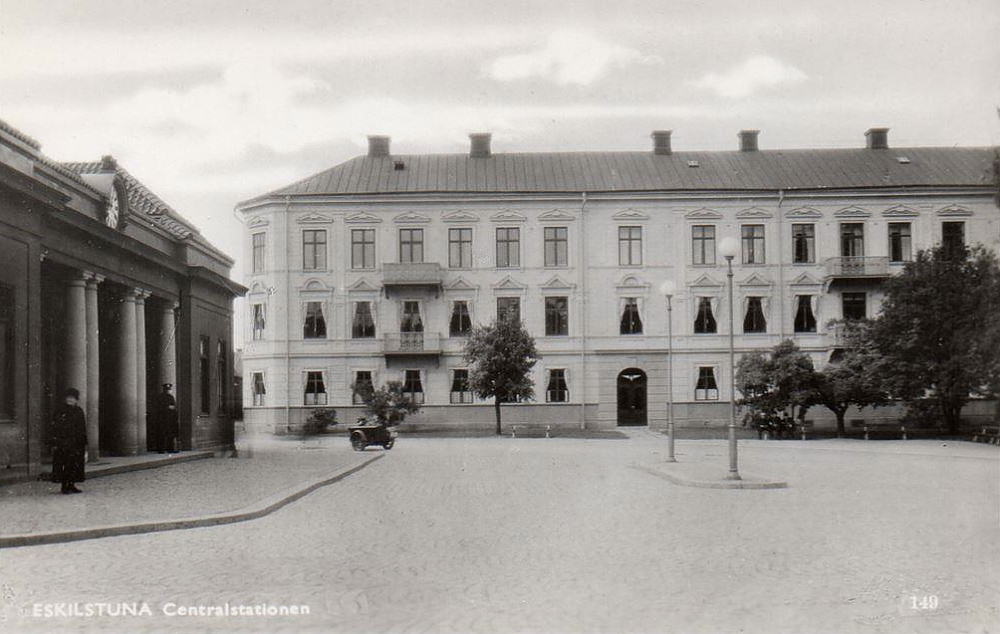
[382,332,442,355]
[825,256,890,278]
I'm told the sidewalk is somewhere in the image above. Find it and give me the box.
[0,433,380,546]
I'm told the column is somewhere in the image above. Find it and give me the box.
[65,274,88,406]
[117,289,139,455]
[135,291,149,453]
[160,302,178,387]
[85,274,103,461]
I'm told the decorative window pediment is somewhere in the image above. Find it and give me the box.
[785,206,823,219]
[834,206,871,218]
[347,278,380,293]
[937,204,973,217]
[393,212,431,224]
[538,208,576,221]
[490,210,527,223]
[736,207,773,219]
[688,273,723,289]
[444,277,478,291]
[789,272,824,287]
[442,210,480,223]
[247,281,269,296]
[492,275,527,291]
[345,211,382,224]
[738,273,773,289]
[612,208,649,221]
[882,205,919,217]
[684,208,723,220]
[297,278,332,292]
[296,213,334,224]
[541,275,575,290]
[246,216,270,228]
[615,275,650,293]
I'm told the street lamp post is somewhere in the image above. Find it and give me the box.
[659,280,677,462]
[718,236,742,481]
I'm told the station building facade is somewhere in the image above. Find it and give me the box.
[236,129,999,433]
[0,120,245,482]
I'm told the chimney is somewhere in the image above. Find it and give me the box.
[651,130,672,155]
[367,135,391,157]
[738,129,760,152]
[469,132,492,158]
[865,127,889,149]
[99,155,117,172]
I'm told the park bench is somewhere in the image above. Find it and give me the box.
[971,426,1000,445]
[863,421,908,440]
[509,424,553,439]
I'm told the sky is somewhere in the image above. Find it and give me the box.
[2,0,999,328]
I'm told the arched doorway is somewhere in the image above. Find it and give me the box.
[617,368,647,426]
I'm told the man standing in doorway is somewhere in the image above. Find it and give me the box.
[156,383,179,454]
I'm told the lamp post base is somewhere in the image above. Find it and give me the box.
[666,422,676,462]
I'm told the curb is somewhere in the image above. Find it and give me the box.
[2,451,216,487]
[632,464,789,490]
[0,453,383,549]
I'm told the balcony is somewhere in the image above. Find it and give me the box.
[381,263,443,295]
[382,332,442,364]
[825,256,890,280]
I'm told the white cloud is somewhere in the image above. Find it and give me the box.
[484,29,662,86]
[689,55,807,98]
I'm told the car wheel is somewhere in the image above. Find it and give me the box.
[383,439,394,450]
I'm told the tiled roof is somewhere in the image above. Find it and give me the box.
[0,118,41,150]
[62,161,198,239]
[262,147,998,198]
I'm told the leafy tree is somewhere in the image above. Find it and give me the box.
[813,321,889,437]
[464,312,540,435]
[736,340,816,422]
[352,380,421,426]
[868,245,1000,433]
[301,407,338,436]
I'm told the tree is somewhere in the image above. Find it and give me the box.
[464,312,540,435]
[813,321,889,437]
[736,340,816,423]
[301,407,338,436]
[868,245,1000,433]
[353,380,421,426]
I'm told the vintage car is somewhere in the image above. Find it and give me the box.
[348,417,397,451]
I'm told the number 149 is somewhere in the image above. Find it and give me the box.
[910,595,939,610]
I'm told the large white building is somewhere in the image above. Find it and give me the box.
[236,129,999,433]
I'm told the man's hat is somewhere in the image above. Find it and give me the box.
[162,383,173,390]
[63,388,80,399]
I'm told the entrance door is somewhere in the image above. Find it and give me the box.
[617,368,647,426]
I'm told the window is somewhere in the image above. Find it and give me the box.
[399,228,424,264]
[840,223,865,257]
[692,225,716,265]
[618,226,642,266]
[620,298,643,335]
[352,302,376,339]
[496,227,520,268]
[695,367,719,401]
[303,301,327,339]
[888,222,912,263]
[450,301,472,337]
[450,369,473,404]
[403,369,424,404]
[251,303,266,341]
[694,297,717,334]
[842,292,867,320]
[791,224,815,264]
[352,371,373,405]
[400,301,423,332]
[199,336,210,414]
[497,297,520,322]
[351,229,375,270]
[304,371,327,405]
[449,228,473,268]
[741,225,765,264]
[251,372,266,407]
[0,285,14,422]
[251,232,266,274]
[742,297,767,333]
[793,295,817,333]
[544,227,568,267]
[545,296,569,336]
[546,369,569,403]
[216,341,227,414]
[942,221,965,260]
[302,229,327,270]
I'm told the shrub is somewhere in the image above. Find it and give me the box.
[301,408,338,436]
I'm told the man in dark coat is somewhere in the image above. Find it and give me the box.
[49,388,87,494]
[156,383,179,454]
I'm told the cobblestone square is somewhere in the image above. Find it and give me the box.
[1,436,997,634]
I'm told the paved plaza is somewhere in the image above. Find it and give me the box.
[1,434,997,634]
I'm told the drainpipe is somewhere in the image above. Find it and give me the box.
[284,195,292,434]
[776,189,786,338]
[579,192,588,430]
